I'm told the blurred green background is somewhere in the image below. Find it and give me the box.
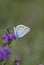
[0,0,44,65]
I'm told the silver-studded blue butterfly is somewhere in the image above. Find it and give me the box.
[14,25,30,38]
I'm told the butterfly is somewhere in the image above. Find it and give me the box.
[14,25,30,38]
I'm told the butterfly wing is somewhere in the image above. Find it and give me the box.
[14,25,30,38]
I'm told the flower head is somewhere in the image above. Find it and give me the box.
[0,47,4,60]
[3,46,11,60]
[15,57,22,62]
[0,47,11,61]
[2,27,16,44]
[14,57,22,65]
[2,33,16,43]
[37,64,43,65]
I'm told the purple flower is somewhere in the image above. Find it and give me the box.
[15,62,20,65]
[15,57,22,62]
[2,33,16,43]
[3,46,11,60]
[0,48,4,60]
[37,64,43,65]
[14,57,22,65]
[0,47,11,60]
